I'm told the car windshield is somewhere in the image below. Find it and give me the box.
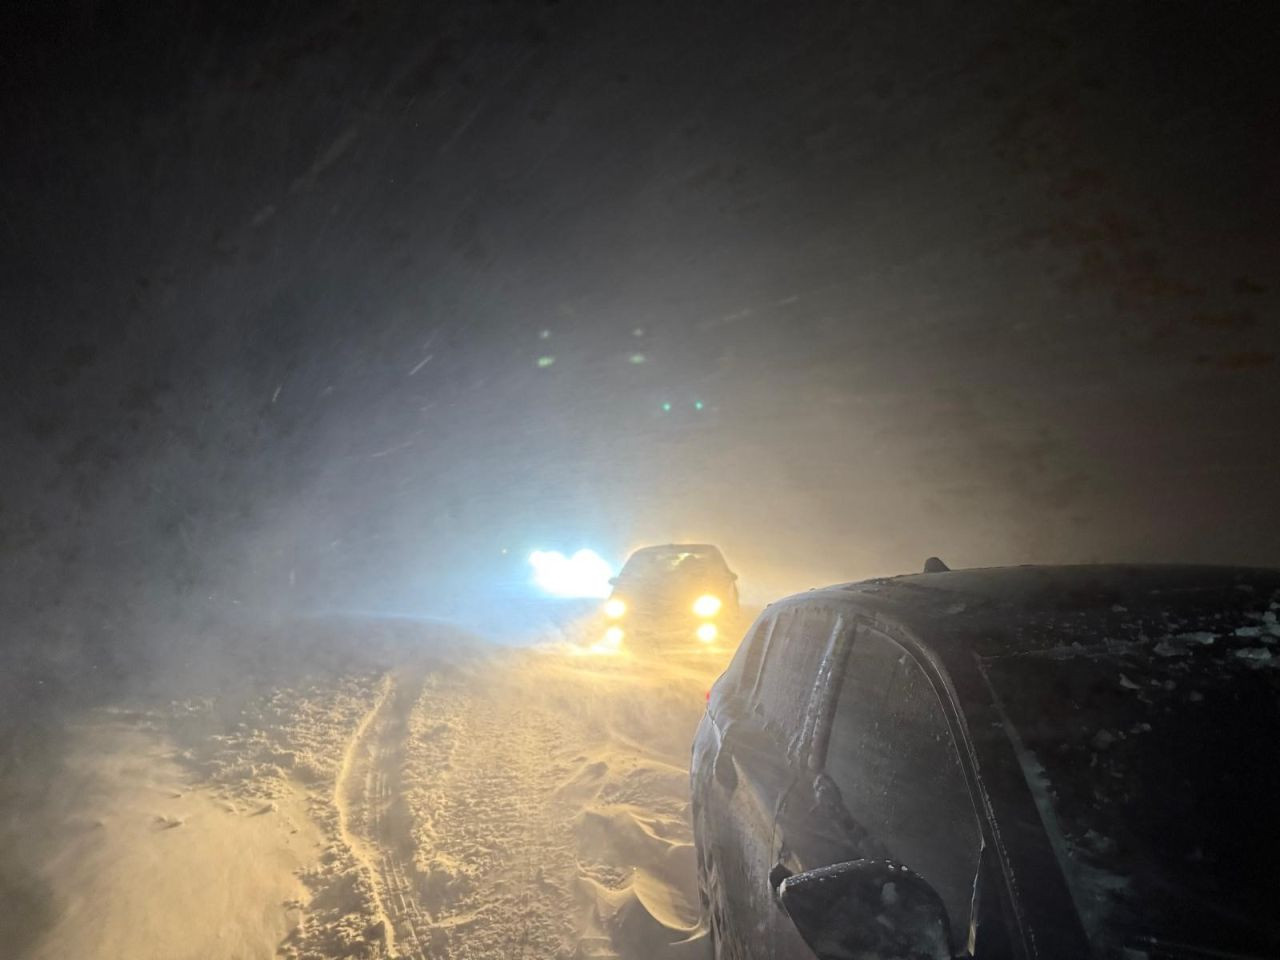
[981,622,1280,959]
[621,548,725,581]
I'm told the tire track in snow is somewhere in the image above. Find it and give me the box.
[337,664,443,959]
[333,672,401,957]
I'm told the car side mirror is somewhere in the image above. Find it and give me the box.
[778,859,954,960]
[608,576,618,586]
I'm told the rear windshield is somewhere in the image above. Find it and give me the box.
[980,604,1280,959]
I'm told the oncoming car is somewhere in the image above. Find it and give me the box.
[691,564,1280,960]
[601,543,739,648]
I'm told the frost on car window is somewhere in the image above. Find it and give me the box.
[755,608,838,736]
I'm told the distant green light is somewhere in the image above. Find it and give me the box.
[629,353,647,364]
[661,402,671,412]
[694,400,704,410]
[536,356,556,368]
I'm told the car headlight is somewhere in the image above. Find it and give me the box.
[696,622,718,643]
[603,625,625,648]
[604,598,626,619]
[692,594,722,618]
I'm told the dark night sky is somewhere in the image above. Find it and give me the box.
[2,1,1278,678]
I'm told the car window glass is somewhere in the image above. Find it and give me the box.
[825,630,981,945]
[621,547,725,579]
[754,608,838,744]
[712,615,766,699]
[747,609,790,706]
[727,615,771,695]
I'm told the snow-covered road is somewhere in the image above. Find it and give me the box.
[12,629,731,960]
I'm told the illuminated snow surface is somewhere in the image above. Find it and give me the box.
[9,620,729,960]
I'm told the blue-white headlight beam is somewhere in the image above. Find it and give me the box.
[528,548,615,599]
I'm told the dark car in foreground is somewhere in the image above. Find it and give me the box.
[691,564,1280,960]
[601,543,740,648]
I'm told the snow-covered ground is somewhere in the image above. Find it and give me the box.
[7,625,731,960]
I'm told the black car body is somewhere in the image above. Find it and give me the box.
[691,564,1280,960]
[603,543,740,646]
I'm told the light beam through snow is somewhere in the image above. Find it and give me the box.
[528,549,614,598]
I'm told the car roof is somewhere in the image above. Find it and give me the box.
[772,563,1280,659]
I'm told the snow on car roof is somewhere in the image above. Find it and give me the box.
[809,564,1280,659]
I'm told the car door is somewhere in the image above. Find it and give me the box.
[708,605,843,959]
[771,623,985,958]
[702,608,793,960]
[763,613,865,958]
